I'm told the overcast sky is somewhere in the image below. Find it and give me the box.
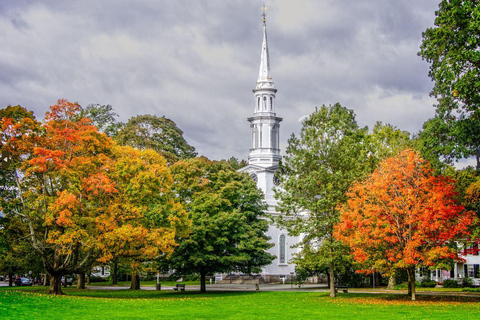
[1,0,449,163]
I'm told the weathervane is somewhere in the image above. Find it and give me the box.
[261,3,269,23]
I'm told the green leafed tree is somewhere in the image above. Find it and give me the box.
[79,104,123,137]
[418,0,480,170]
[162,157,274,293]
[115,115,197,164]
[275,103,372,297]
[369,122,413,165]
[0,214,43,286]
[222,156,248,170]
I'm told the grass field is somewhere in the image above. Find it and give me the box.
[1,286,480,319]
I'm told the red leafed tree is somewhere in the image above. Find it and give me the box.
[335,149,474,301]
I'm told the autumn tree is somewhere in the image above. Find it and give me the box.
[275,104,372,297]
[115,114,196,164]
[0,100,122,294]
[335,149,475,301]
[0,105,44,285]
[96,145,189,290]
[465,175,480,222]
[161,157,274,293]
[418,0,480,170]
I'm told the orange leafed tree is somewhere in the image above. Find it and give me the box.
[2,99,115,294]
[1,99,189,294]
[335,149,475,301]
[96,145,189,290]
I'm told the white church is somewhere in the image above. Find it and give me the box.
[237,12,302,281]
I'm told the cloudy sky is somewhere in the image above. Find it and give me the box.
[1,0,446,162]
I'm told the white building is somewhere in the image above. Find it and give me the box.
[427,244,480,286]
[238,13,302,280]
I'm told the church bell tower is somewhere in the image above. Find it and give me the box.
[237,5,299,277]
[248,8,282,168]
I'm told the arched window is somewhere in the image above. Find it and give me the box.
[257,97,260,110]
[270,97,273,110]
[279,235,286,264]
[263,96,267,110]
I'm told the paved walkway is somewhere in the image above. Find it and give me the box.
[86,283,329,291]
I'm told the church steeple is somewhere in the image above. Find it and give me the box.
[247,6,282,168]
[258,6,271,82]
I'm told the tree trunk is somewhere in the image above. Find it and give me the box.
[49,274,64,295]
[77,272,86,289]
[63,275,68,288]
[476,149,479,172]
[112,261,118,285]
[375,272,381,287]
[86,274,90,285]
[130,272,140,290]
[406,268,416,301]
[329,262,336,298]
[8,273,13,287]
[43,274,48,286]
[200,270,207,293]
[387,274,396,290]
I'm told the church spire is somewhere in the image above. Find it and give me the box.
[247,4,282,168]
[258,4,271,82]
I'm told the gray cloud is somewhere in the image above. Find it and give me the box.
[0,0,440,160]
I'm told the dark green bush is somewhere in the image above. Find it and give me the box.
[184,274,200,281]
[419,278,437,288]
[461,277,475,288]
[89,276,107,283]
[442,279,459,288]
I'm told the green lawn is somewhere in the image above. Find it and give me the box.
[1,287,479,319]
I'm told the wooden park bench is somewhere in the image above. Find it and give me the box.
[334,284,349,293]
[173,284,185,291]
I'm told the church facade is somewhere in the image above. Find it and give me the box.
[238,15,302,279]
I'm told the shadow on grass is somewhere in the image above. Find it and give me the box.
[0,286,266,300]
[327,292,480,304]
[3,286,480,304]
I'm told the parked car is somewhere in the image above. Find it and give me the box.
[61,277,73,286]
[472,278,480,287]
[15,278,33,286]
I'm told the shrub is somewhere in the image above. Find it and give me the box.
[419,278,437,288]
[442,279,460,288]
[89,276,107,283]
[184,274,200,282]
[461,277,475,288]
[166,274,180,282]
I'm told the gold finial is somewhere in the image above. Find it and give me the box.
[261,3,269,23]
